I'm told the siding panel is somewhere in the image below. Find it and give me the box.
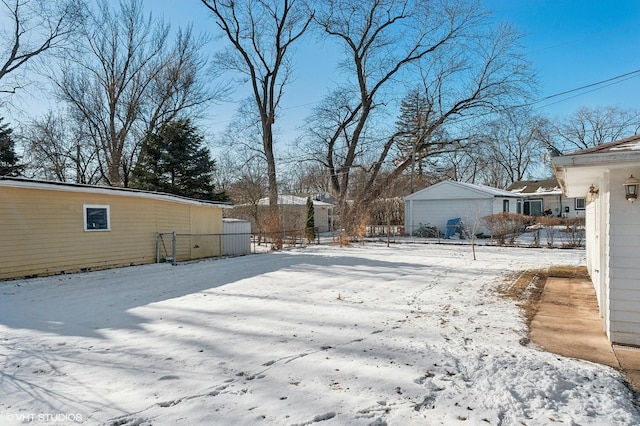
[1,185,223,279]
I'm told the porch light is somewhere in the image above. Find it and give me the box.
[623,175,640,202]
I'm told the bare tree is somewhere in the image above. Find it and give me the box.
[55,0,217,186]
[302,0,533,235]
[552,105,640,153]
[223,151,268,233]
[200,0,313,245]
[215,99,270,200]
[0,0,81,96]
[280,162,332,195]
[475,109,549,189]
[22,110,99,183]
[436,145,483,184]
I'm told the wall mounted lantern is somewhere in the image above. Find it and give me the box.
[587,184,599,202]
[623,175,640,202]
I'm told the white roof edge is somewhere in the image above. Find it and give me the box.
[0,178,233,208]
[404,180,523,200]
[552,151,640,168]
[256,195,334,207]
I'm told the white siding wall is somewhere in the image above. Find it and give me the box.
[405,198,495,236]
[585,195,599,301]
[314,206,331,232]
[607,169,640,345]
[585,173,610,336]
[601,174,611,339]
[491,198,518,214]
[542,194,586,218]
[223,219,251,256]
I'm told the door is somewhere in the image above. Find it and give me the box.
[523,199,543,216]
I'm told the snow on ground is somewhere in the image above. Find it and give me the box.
[1,243,638,425]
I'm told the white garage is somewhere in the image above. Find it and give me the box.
[404,181,524,237]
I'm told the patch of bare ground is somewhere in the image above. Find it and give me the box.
[500,266,589,345]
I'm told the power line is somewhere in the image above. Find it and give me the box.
[532,68,640,106]
[537,73,640,110]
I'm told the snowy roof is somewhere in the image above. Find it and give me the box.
[0,176,233,208]
[565,134,640,155]
[404,180,522,201]
[257,194,334,207]
[507,179,563,196]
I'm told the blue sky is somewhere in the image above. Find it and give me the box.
[148,0,640,143]
[484,0,640,116]
[4,1,639,145]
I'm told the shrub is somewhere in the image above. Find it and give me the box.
[482,213,529,245]
[535,216,585,248]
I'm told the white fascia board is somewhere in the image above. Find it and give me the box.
[0,179,233,208]
[552,151,640,168]
[553,152,640,197]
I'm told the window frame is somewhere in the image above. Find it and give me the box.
[503,199,509,213]
[523,199,543,216]
[83,204,111,231]
[575,197,586,210]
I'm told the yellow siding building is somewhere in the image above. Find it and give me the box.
[0,177,229,280]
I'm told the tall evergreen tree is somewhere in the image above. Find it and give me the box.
[395,88,453,192]
[305,196,315,242]
[395,89,443,192]
[395,89,431,175]
[0,117,23,176]
[132,119,228,201]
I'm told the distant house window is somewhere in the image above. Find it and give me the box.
[503,199,509,212]
[84,205,110,231]
[575,197,586,210]
[523,199,543,216]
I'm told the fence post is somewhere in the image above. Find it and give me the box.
[171,231,177,265]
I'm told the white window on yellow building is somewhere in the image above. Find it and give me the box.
[84,204,110,231]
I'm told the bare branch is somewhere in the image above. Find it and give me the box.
[0,0,83,94]
[51,0,217,186]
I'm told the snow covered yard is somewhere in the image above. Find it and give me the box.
[1,243,638,425]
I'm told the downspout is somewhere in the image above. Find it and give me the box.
[559,193,563,217]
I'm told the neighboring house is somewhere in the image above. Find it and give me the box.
[404,181,524,237]
[0,177,230,280]
[508,178,585,218]
[552,135,640,346]
[233,195,334,233]
[259,195,334,233]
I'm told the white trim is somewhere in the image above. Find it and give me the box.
[0,177,232,209]
[83,204,111,231]
[404,180,522,201]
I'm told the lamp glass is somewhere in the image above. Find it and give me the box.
[623,175,639,201]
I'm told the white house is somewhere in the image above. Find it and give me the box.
[553,135,640,346]
[257,195,335,233]
[508,178,586,218]
[404,181,524,237]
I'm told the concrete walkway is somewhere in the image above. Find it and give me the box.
[529,277,640,392]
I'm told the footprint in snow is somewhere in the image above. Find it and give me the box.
[158,375,180,381]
